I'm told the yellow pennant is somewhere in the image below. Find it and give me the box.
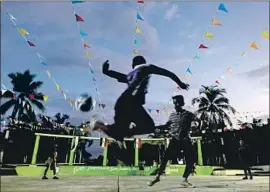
[136,27,142,34]
[43,95,48,102]
[19,28,29,35]
[250,42,259,49]
[261,30,269,39]
[204,32,213,38]
[69,99,73,105]
[227,67,232,73]
[86,52,91,57]
[46,70,51,78]
[55,83,60,91]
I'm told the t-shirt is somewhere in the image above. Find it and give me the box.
[126,64,151,105]
[168,110,196,140]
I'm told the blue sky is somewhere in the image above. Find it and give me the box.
[1,2,269,126]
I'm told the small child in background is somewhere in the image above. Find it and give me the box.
[238,139,253,180]
[139,161,145,176]
[42,144,59,180]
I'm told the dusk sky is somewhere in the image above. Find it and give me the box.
[1,2,269,126]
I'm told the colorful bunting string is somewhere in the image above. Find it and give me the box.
[70,1,105,118]
[133,1,145,55]
[3,7,73,108]
[213,28,269,85]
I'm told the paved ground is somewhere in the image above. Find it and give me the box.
[1,176,269,192]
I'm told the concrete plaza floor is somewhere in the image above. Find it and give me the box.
[1,176,269,192]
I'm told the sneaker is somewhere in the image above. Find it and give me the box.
[180,179,192,187]
[242,177,248,180]
[249,176,253,180]
[53,176,59,179]
[148,177,160,186]
[117,140,127,150]
[42,176,48,180]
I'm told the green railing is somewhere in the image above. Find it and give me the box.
[31,133,203,167]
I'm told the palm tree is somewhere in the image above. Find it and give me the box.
[192,85,236,132]
[54,112,70,124]
[0,70,46,122]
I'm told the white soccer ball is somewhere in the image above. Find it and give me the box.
[75,93,96,112]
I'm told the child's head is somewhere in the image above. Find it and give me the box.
[132,55,146,69]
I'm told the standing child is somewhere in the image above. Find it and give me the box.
[239,139,253,180]
[42,144,59,180]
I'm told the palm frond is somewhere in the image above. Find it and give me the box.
[30,99,46,112]
[214,97,229,105]
[216,104,236,114]
[0,99,16,114]
[29,81,43,91]
[0,90,14,99]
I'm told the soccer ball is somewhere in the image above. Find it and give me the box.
[75,93,96,112]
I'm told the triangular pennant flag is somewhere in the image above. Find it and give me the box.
[250,42,259,50]
[205,89,211,94]
[29,94,35,100]
[80,30,88,36]
[204,32,213,38]
[138,0,144,3]
[136,27,142,34]
[134,39,139,45]
[71,0,84,4]
[212,18,222,26]
[27,41,36,47]
[156,109,160,114]
[186,68,192,74]
[46,70,51,78]
[218,3,228,13]
[215,80,220,84]
[55,83,60,91]
[101,104,106,109]
[18,28,29,35]
[193,55,200,60]
[43,95,48,102]
[86,52,91,57]
[36,53,45,60]
[148,108,152,113]
[83,43,90,48]
[75,14,84,22]
[241,52,247,56]
[8,13,17,21]
[69,99,73,105]
[199,44,208,49]
[261,30,269,39]
[137,12,144,21]
[63,93,67,100]
[133,49,139,55]
[41,61,47,66]
[227,67,232,73]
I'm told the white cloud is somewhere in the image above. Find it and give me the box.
[164,4,181,21]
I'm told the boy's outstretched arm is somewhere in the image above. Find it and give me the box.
[102,60,128,83]
[146,65,189,90]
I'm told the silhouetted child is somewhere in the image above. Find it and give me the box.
[239,139,253,180]
[42,144,59,179]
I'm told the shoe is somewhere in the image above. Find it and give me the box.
[53,176,59,179]
[42,176,48,180]
[242,177,248,180]
[249,176,253,180]
[148,177,160,186]
[180,179,192,187]
[117,140,127,150]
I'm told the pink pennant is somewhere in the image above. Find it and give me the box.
[199,44,208,49]
[27,41,36,47]
[156,109,160,114]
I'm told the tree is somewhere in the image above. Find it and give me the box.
[192,85,236,132]
[0,70,46,122]
[54,112,70,124]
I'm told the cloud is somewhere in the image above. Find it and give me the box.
[241,65,269,78]
[164,4,181,21]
